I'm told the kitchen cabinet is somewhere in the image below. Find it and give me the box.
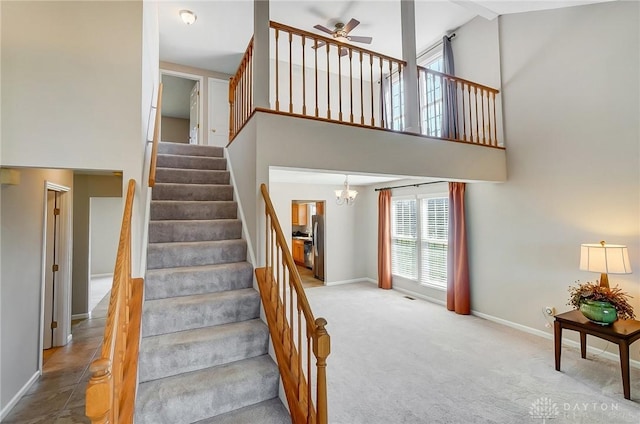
[292,239,305,265]
[316,202,324,216]
[292,203,308,226]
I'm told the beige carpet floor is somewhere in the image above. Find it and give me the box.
[304,282,640,424]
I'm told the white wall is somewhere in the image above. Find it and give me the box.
[465,2,639,351]
[89,197,122,276]
[269,182,365,284]
[0,168,73,413]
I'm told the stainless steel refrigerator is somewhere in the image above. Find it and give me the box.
[312,214,325,281]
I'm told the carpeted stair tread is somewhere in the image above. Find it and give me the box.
[155,168,230,185]
[150,200,237,220]
[139,319,269,382]
[149,219,242,243]
[135,355,280,424]
[193,398,291,424]
[147,239,247,269]
[145,262,253,300]
[158,141,223,157]
[152,183,233,201]
[142,288,260,337]
[157,153,227,170]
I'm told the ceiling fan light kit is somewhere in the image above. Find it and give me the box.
[312,17,373,55]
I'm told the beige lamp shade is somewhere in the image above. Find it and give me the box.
[580,243,632,274]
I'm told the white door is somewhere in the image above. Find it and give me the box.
[43,190,60,349]
[189,81,200,144]
[208,78,230,147]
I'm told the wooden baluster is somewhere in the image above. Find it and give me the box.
[297,305,303,400]
[480,89,486,144]
[275,29,280,111]
[467,85,473,142]
[289,276,294,368]
[307,335,312,422]
[314,318,330,424]
[461,82,467,142]
[388,60,393,129]
[359,51,364,125]
[369,54,374,126]
[454,80,461,140]
[326,44,331,119]
[349,48,354,123]
[474,86,479,144]
[289,32,293,113]
[314,39,319,117]
[248,45,253,113]
[492,91,498,145]
[302,36,307,115]
[338,45,343,121]
[397,62,403,130]
[379,58,384,128]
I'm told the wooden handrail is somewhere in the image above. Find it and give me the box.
[149,83,163,187]
[86,179,143,424]
[256,183,330,424]
[228,38,254,143]
[417,66,499,94]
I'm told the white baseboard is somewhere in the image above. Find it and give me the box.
[325,278,369,286]
[90,273,113,279]
[0,370,39,420]
[471,310,640,370]
[71,313,90,320]
[362,278,377,285]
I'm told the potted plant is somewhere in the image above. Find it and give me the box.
[568,281,635,325]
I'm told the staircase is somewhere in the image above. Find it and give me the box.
[135,142,291,424]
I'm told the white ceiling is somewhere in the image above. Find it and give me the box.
[157,0,613,75]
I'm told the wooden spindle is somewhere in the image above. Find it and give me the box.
[388,60,393,129]
[314,39,319,117]
[275,29,280,111]
[480,89,486,145]
[289,32,293,113]
[370,54,374,126]
[338,45,343,121]
[379,58,384,128]
[492,91,498,145]
[473,86,479,144]
[326,43,331,119]
[314,318,330,424]
[467,85,473,142]
[359,51,364,125]
[302,36,307,115]
[349,48,354,123]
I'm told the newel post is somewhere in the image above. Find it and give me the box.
[86,358,113,424]
[313,318,330,424]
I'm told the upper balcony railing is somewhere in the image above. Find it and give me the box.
[229,21,502,149]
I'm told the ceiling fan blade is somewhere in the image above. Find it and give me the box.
[311,40,327,49]
[313,24,334,35]
[343,18,360,34]
[348,35,372,44]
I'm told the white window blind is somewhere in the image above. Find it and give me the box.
[420,197,448,287]
[391,195,449,288]
[391,199,417,279]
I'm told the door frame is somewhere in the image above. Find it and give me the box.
[160,69,204,145]
[207,77,230,147]
[38,181,71,373]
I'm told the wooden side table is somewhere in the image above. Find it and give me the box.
[554,310,640,400]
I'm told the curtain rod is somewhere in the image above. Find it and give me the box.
[375,181,446,192]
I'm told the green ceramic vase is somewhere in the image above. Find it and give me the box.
[580,300,617,325]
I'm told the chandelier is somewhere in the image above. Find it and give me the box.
[335,175,358,206]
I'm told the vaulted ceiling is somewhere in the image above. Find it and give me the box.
[158,0,614,75]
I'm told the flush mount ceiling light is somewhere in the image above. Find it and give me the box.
[179,9,197,25]
[335,175,358,206]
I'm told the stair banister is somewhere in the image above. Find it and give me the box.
[149,83,163,187]
[257,183,330,424]
[86,179,144,423]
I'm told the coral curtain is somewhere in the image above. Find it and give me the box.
[442,35,459,139]
[447,182,470,314]
[377,189,392,289]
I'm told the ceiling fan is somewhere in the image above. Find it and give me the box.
[312,18,373,56]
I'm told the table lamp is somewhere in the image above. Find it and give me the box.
[580,241,632,289]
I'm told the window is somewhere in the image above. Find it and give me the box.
[418,51,444,138]
[386,71,404,131]
[391,195,449,288]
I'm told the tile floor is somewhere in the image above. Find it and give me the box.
[3,293,109,423]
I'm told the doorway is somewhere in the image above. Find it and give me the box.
[291,200,325,288]
[160,71,203,145]
[40,181,71,369]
